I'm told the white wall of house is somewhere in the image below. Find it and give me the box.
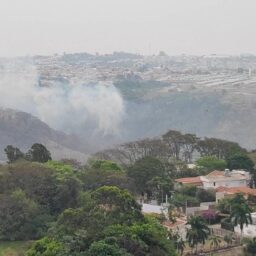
[186,202,215,216]
[141,203,168,215]
[234,213,256,237]
[202,179,247,189]
[216,192,225,202]
[235,224,256,237]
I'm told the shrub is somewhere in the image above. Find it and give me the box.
[196,188,216,202]
[221,218,234,231]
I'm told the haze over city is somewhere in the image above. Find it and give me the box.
[1,0,256,57]
[2,1,256,255]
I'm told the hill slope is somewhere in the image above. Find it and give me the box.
[0,108,88,162]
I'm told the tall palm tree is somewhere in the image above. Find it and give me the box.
[168,230,185,255]
[209,235,222,250]
[176,237,186,256]
[186,215,210,253]
[230,202,252,238]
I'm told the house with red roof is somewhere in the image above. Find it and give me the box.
[216,186,256,202]
[175,169,250,190]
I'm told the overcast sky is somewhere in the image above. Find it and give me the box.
[1,0,256,57]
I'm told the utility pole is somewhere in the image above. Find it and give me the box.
[161,188,163,206]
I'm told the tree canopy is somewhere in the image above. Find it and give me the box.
[27,143,52,163]
[227,154,254,171]
[196,156,227,171]
[27,186,177,256]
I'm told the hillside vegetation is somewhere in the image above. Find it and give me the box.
[0,129,254,255]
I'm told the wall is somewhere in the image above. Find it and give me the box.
[203,179,247,189]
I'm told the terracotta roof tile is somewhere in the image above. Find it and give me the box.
[215,186,229,192]
[216,186,256,196]
[206,170,224,177]
[175,176,202,186]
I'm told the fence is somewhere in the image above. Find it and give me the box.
[211,227,240,241]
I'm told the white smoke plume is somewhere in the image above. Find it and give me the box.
[0,59,125,136]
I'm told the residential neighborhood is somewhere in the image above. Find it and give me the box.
[1,0,256,255]
[175,169,250,189]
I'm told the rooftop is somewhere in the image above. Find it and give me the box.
[175,176,203,186]
[202,170,249,182]
[175,170,250,187]
[216,186,256,196]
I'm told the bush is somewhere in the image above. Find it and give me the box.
[0,190,43,241]
[221,218,234,231]
[196,156,227,171]
[196,188,216,202]
[201,209,218,224]
[179,185,197,197]
[91,160,122,172]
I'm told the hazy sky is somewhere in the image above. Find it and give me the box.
[1,0,256,57]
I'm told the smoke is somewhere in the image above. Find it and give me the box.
[0,60,125,137]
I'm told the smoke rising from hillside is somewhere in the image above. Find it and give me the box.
[0,61,125,137]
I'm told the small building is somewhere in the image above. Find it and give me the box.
[216,186,256,202]
[175,170,250,190]
[175,176,203,188]
[201,170,250,189]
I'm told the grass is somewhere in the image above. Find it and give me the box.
[0,241,32,256]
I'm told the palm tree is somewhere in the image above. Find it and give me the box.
[230,202,252,238]
[176,237,186,256]
[243,237,256,256]
[186,215,210,253]
[209,235,222,250]
[168,230,185,255]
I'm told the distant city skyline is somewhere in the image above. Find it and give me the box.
[1,0,256,57]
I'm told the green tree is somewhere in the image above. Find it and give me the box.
[4,145,24,163]
[0,161,81,215]
[27,186,177,256]
[80,165,135,192]
[0,189,40,240]
[182,133,199,163]
[147,176,173,204]
[103,218,177,256]
[170,193,199,210]
[26,237,67,256]
[162,130,184,160]
[27,143,52,163]
[196,156,227,171]
[227,154,254,171]
[243,237,256,256]
[196,138,245,160]
[231,201,252,237]
[92,186,143,224]
[168,230,185,256]
[176,237,185,256]
[178,185,197,197]
[46,161,73,176]
[217,197,232,214]
[196,188,216,202]
[186,215,210,253]
[88,241,131,256]
[90,160,122,172]
[127,156,166,196]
